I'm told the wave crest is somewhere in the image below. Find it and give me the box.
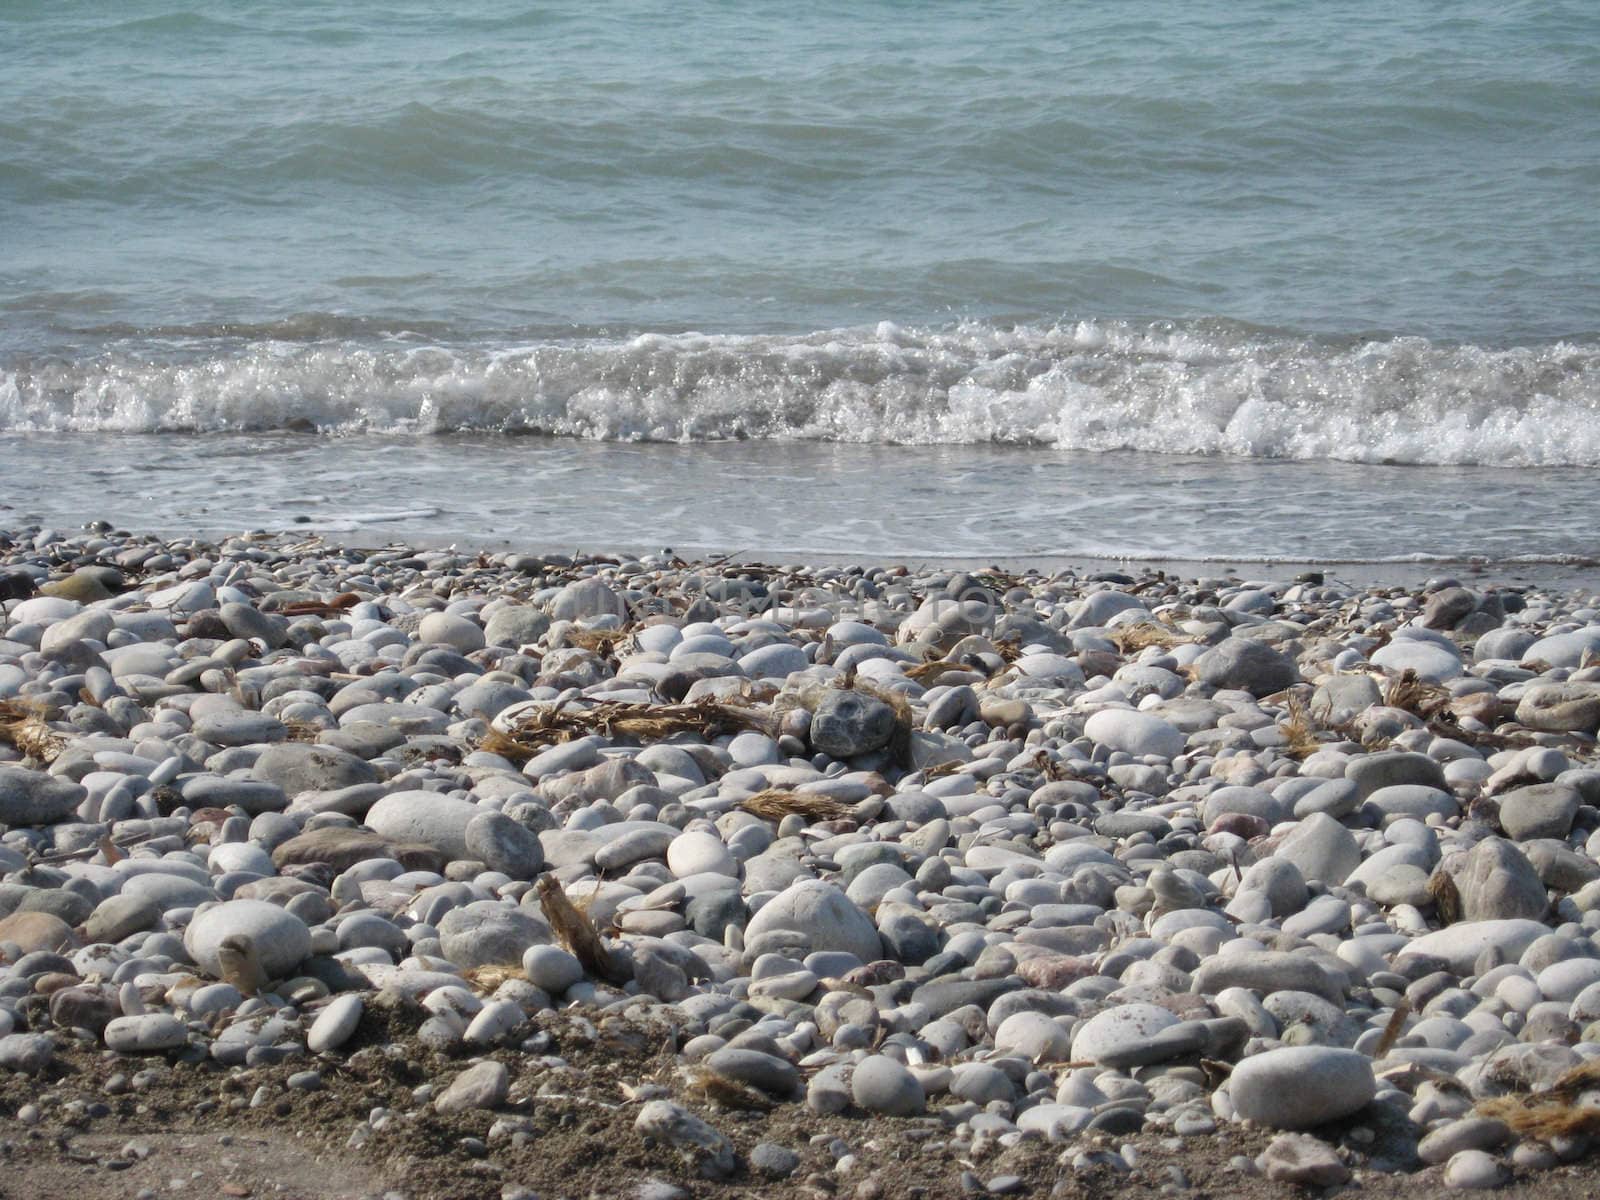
[3,320,1598,465]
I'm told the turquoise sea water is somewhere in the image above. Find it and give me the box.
[2,2,1599,560]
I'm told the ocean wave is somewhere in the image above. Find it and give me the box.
[3,320,1598,466]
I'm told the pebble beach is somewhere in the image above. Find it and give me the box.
[8,2,1600,1197]
[3,524,1600,1198]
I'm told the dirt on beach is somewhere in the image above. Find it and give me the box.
[3,1002,1599,1200]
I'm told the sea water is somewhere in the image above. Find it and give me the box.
[3,1,1598,563]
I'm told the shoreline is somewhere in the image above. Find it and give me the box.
[11,520,1598,595]
[167,536,1600,596]
[6,430,1600,575]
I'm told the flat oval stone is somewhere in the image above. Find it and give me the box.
[307,994,364,1053]
[104,1013,188,1054]
[1083,709,1185,760]
[1229,1047,1375,1129]
[703,1047,801,1098]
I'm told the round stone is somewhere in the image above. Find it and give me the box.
[1191,637,1299,696]
[0,766,85,825]
[1445,1149,1509,1190]
[850,1054,925,1116]
[522,944,584,994]
[0,910,79,954]
[810,690,898,758]
[418,612,486,654]
[994,1011,1071,1063]
[667,831,737,879]
[1371,639,1463,682]
[703,1048,801,1098]
[184,900,312,981]
[435,1059,509,1114]
[464,810,545,878]
[437,902,548,969]
[1070,1003,1180,1065]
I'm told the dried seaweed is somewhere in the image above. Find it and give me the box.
[738,788,850,823]
[486,698,773,761]
[559,627,630,657]
[1477,1059,1600,1138]
[536,872,631,985]
[1276,693,1325,759]
[1110,621,1197,654]
[462,963,530,993]
[682,1065,775,1111]
[1383,669,1453,720]
[282,718,324,744]
[1427,868,1463,926]
[0,699,66,763]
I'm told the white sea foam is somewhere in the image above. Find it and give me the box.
[3,321,1598,466]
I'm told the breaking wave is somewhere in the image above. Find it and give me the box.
[3,319,1598,466]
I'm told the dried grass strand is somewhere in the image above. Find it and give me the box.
[738,789,850,823]
[1477,1059,1600,1138]
[1383,669,1453,720]
[536,873,631,985]
[1276,693,1325,759]
[462,963,530,993]
[485,699,772,761]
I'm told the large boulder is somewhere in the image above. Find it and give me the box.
[364,791,479,861]
[744,880,881,963]
[1448,838,1547,923]
[1498,783,1581,841]
[1515,683,1600,734]
[810,690,898,758]
[1230,1047,1375,1129]
[0,767,85,826]
[185,900,311,981]
[1192,638,1299,697]
[253,743,382,797]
